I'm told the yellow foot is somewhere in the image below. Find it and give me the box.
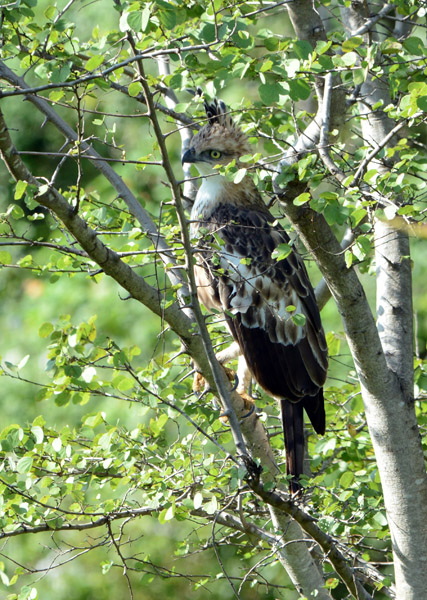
[239,391,256,413]
[220,391,256,424]
[192,366,236,395]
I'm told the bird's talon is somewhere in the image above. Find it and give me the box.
[239,391,256,413]
[240,403,255,420]
[230,372,239,392]
[192,371,205,394]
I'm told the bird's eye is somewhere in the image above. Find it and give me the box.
[210,150,222,159]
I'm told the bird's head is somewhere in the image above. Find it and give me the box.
[182,98,250,176]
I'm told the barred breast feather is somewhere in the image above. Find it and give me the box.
[191,199,328,488]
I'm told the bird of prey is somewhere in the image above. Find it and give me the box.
[182,98,328,493]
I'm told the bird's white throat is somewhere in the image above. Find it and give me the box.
[191,174,226,221]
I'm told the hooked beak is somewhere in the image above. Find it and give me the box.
[181,147,196,165]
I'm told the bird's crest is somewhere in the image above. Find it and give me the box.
[204,98,233,130]
[189,93,251,158]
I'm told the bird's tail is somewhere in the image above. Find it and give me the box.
[280,399,305,495]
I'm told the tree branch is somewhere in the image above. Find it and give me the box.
[273,0,347,177]
[127,35,250,458]
[157,56,198,210]
[247,478,374,600]
[0,60,189,299]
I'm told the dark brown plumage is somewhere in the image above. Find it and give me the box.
[182,99,328,493]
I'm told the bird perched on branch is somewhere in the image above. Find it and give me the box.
[182,98,328,493]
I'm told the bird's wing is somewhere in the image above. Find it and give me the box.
[196,202,328,428]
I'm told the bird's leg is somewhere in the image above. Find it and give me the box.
[235,354,256,415]
[192,341,240,395]
[192,342,255,420]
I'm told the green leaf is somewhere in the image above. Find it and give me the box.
[85,55,104,71]
[289,79,311,101]
[17,456,33,474]
[293,192,310,206]
[291,313,306,327]
[18,354,29,370]
[272,243,292,261]
[14,180,28,200]
[258,82,281,104]
[31,426,44,444]
[293,40,312,60]
[264,37,278,51]
[204,496,218,515]
[353,68,366,86]
[339,471,354,488]
[320,191,339,201]
[10,204,25,219]
[82,366,97,383]
[233,168,247,184]
[372,511,388,527]
[44,5,56,20]
[260,59,273,73]
[381,39,402,55]
[141,7,151,31]
[119,11,130,31]
[200,23,216,43]
[39,322,53,338]
[363,169,378,183]
[114,375,134,392]
[49,90,64,102]
[159,9,176,30]
[403,36,425,56]
[383,204,397,220]
[342,36,363,51]
[345,250,354,268]
[128,81,142,97]
[101,560,114,575]
[340,52,358,67]
[51,437,62,452]
[351,208,367,226]
[326,331,341,356]
[164,503,175,521]
[127,9,150,32]
[417,96,427,112]
[193,492,203,510]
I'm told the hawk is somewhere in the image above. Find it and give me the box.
[182,99,328,493]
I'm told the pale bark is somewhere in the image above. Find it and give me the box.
[276,2,427,599]
[341,4,427,598]
[277,0,347,171]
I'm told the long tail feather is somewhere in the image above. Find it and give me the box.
[281,399,305,494]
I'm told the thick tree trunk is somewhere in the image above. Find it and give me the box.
[374,221,427,599]
[278,2,427,595]
[341,3,427,598]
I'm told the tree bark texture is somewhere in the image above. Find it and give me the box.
[279,3,427,598]
[342,3,427,598]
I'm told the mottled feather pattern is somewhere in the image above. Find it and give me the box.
[192,201,328,408]
[184,97,328,492]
